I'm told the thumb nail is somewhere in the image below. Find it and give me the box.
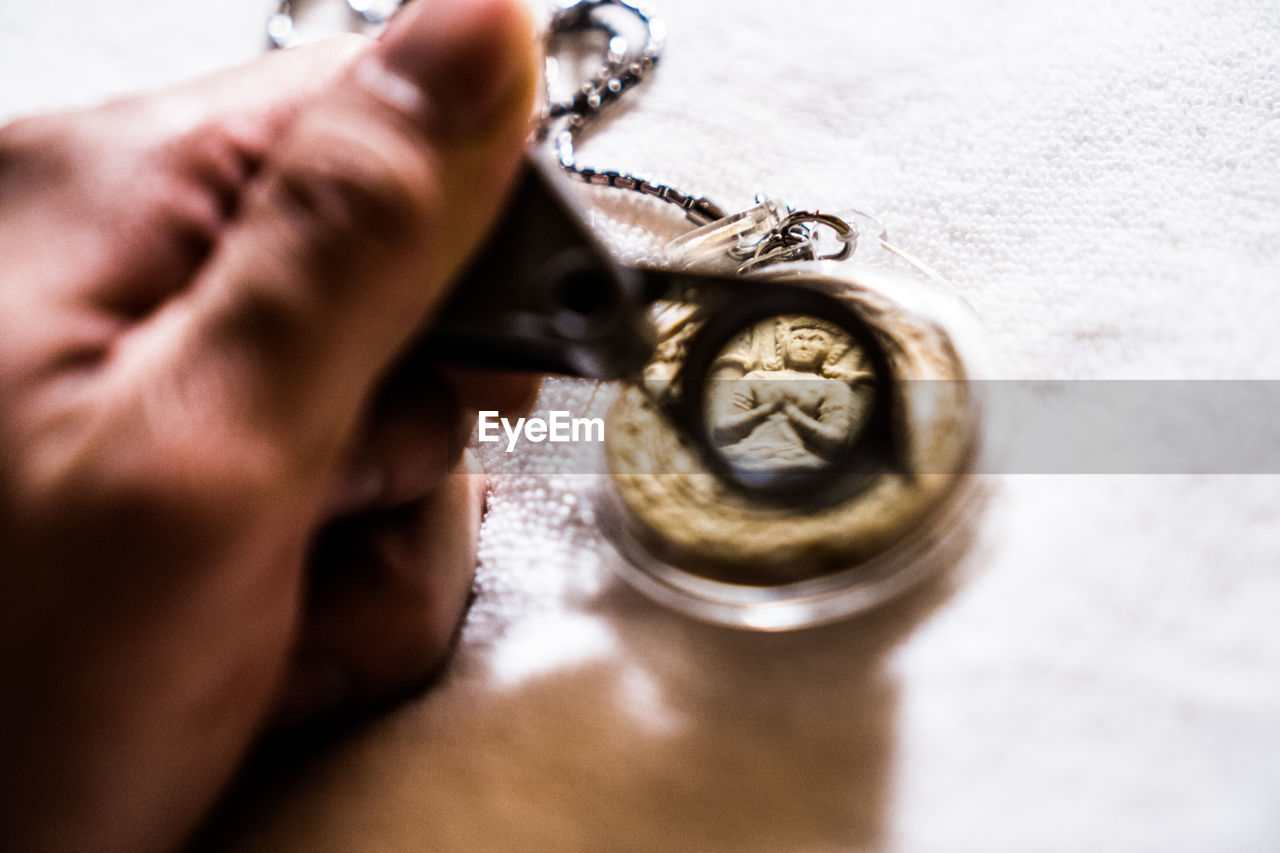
[377,0,532,136]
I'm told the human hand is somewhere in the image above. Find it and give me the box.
[0,0,537,849]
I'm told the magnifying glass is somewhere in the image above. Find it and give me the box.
[422,156,907,504]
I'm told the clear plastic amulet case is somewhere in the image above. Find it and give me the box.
[595,202,991,631]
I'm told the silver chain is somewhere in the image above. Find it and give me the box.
[541,2,868,263]
[540,0,727,225]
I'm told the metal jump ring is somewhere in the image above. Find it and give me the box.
[780,211,857,262]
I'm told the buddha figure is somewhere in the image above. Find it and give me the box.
[708,316,871,472]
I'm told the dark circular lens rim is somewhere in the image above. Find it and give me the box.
[669,280,901,505]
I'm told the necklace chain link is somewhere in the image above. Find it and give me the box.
[540,0,727,225]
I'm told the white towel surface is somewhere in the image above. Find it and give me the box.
[4,1,1279,850]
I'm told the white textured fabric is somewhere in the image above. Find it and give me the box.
[4,1,1279,850]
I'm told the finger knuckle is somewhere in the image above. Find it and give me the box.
[273,113,439,252]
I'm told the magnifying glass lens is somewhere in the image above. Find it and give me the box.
[698,313,878,494]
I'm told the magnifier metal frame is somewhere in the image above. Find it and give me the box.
[427,157,907,504]
[647,275,902,504]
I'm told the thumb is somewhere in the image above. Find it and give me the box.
[148,0,537,490]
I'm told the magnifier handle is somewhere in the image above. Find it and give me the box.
[420,157,659,380]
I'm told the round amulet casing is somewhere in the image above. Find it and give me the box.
[600,261,986,630]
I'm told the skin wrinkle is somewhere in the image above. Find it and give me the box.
[271,117,439,275]
[94,127,246,315]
